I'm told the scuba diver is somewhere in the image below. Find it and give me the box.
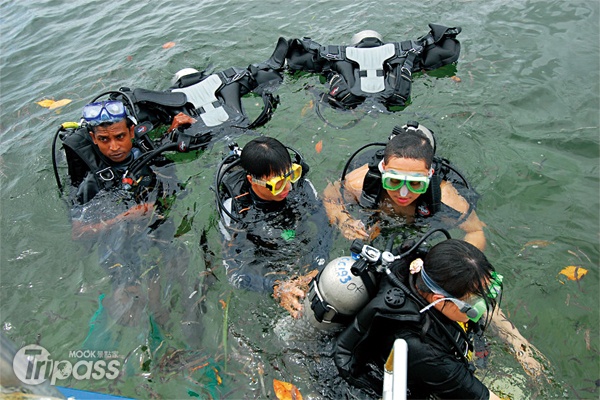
[214,136,332,318]
[51,98,208,353]
[323,121,487,251]
[266,24,461,110]
[332,236,505,399]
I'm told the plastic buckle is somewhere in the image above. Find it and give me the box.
[361,245,381,263]
[95,167,115,182]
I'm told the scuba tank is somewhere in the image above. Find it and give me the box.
[303,228,452,331]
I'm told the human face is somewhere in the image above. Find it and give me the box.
[90,120,135,163]
[249,163,302,201]
[381,157,431,207]
[432,294,473,323]
[425,272,503,323]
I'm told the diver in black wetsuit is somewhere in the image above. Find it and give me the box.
[335,239,504,399]
[61,100,203,347]
[215,136,332,318]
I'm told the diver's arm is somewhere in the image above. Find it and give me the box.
[224,258,285,293]
[322,165,369,240]
[71,202,158,240]
[490,308,547,378]
[440,181,487,251]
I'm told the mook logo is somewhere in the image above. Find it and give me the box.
[13,344,121,385]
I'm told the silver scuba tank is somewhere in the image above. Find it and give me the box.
[303,255,378,331]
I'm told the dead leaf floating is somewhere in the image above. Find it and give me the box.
[273,379,303,400]
[37,99,72,109]
[315,140,323,153]
[559,266,588,281]
[162,41,176,49]
[300,100,314,117]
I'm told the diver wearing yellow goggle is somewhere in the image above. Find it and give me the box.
[251,163,303,196]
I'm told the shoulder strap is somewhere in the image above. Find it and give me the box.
[359,149,385,208]
[61,127,115,188]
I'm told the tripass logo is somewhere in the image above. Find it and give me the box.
[13,344,121,385]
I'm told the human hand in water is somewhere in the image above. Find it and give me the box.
[273,270,319,319]
[339,216,369,241]
[168,112,197,132]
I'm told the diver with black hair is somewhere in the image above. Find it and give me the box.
[334,238,504,399]
[54,99,206,349]
[215,136,332,318]
[319,122,548,380]
[323,121,486,250]
[265,24,461,110]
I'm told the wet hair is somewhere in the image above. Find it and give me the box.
[90,118,134,134]
[384,130,434,169]
[415,239,501,327]
[240,136,292,178]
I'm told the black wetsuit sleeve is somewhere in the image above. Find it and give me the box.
[221,229,285,293]
[297,181,332,271]
[406,336,489,400]
[75,172,100,206]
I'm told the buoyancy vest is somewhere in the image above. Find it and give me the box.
[334,270,473,395]
[168,65,282,132]
[59,125,155,193]
[279,23,461,109]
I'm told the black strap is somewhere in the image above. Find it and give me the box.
[247,91,280,129]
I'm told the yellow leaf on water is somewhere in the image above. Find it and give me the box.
[48,99,72,109]
[523,240,553,248]
[37,99,56,108]
[273,379,303,400]
[559,265,588,281]
[300,100,314,117]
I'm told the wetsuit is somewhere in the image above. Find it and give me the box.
[334,261,489,399]
[69,139,180,287]
[218,169,332,293]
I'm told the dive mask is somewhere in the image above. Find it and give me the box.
[379,161,430,194]
[252,163,302,195]
[420,267,503,323]
[83,100,127,126]
[462,272,503,323]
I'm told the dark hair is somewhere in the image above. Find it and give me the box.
[384,131,434,169]
[240,136,292,178]
[415,239,501,326]
[90,118,134,134]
